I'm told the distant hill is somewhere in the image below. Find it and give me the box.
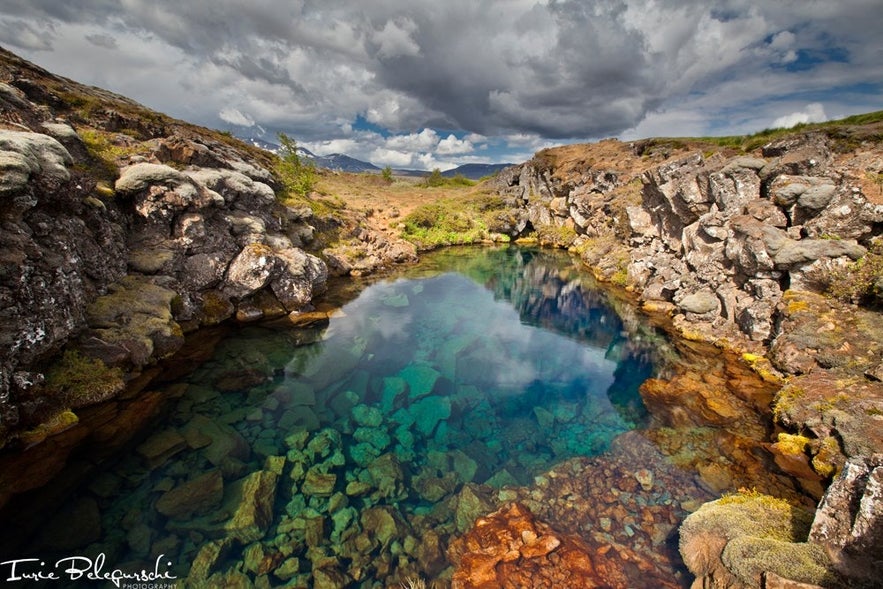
[441,163,513,179]
[392,162,515,180]
[240,133,511,178]
[315,153,380,173]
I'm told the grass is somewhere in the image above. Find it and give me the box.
[826,242,883,306]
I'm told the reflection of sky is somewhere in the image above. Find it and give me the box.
[293,272,618,400]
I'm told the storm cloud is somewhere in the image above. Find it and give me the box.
[1,0,880,167]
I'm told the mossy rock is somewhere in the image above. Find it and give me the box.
[44,350,125,408]
[19,409,79,447]
[84,275,184,366]
[721,536,838,588]
[680,490,823,588]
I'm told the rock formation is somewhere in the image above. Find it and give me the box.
[492,126,883,585]
[0,48,415,452]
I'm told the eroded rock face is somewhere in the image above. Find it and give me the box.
[0,66,328,448]
[498,133,882,345]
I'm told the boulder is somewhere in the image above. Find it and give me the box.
[0,130,72,197]
[155,469,224,519]
[679,491,836,589]
[223,469,279,543]
[809,455,883,585]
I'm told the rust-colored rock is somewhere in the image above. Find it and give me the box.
[448,502,597,588]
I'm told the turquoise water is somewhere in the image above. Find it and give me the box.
[9,246,665,586]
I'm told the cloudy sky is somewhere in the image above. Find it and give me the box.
[1,1,881,170]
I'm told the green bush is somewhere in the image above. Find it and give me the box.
[827,243,883,305]
[276,132,316,197]
[381,165,394,184]
[422,169,475,188]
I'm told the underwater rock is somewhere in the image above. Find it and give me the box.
[187,539,233,583]
[400,363,441,400]
[453,483,498,534]
[183,414,251,468]
[380,376,407,412]
[274,556,301,581]
[366,453,406,501]
[136,428,187,469]
[155,469,223,519]
[449,502,596,589]
[353,426,391,452]
[301,468,337,497]
[223,469,279,543]
[360,506,407,550]
[410,395,452,437]
[414,468,460,503]
[351,404,383,428]
[34,496,102,551]
[312,565,351,589]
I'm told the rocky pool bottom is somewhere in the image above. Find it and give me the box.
[0,247,807,587]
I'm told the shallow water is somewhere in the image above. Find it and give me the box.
[4,246,731,587]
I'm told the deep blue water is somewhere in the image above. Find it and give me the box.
[10,246,664,586]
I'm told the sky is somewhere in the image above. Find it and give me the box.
[0,1,881,171]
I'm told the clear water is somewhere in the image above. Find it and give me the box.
[8,246,668,586]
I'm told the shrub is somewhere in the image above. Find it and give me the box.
[381,165,394,184]
[827,242,883,305]
[276,132,316,197]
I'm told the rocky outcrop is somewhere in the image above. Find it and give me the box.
[680,456,883,589]
[494,129,883,585]
[496,134,882,346]
[0,53,330,448]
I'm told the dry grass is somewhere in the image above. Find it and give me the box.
[314,169,493,235]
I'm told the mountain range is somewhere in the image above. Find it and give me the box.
[243,136,512,179]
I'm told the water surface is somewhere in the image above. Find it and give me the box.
[8,247,691,586]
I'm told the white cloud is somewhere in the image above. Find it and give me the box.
[385,128,439,152]
[85,32,117,49]
[436,134,474,155]
[369,148,414,168]
[218,107,255,127]
[771,103,828,129]
[416,152,457,172]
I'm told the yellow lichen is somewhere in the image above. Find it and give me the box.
[774,433,811,456]
[811,437,841,479]
[20,409,79,447]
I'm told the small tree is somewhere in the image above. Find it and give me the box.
[277,132,316,197]
[424,168,444,187]
[381,165,394,184]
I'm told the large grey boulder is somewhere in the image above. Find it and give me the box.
[0,131,72,201]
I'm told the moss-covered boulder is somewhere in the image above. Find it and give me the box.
[679,490,840,588]
[83,275,184,367]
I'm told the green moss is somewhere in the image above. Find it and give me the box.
[827,242,883,306]
[773,385,806,424]
[19,409,79,447]
[610,265,629,287]
[535,222,578,247]
[722,536,837,588]
[685,489,814,545]
[45,350,125,407]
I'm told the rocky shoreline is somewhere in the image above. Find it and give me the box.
[1,45,882,587]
